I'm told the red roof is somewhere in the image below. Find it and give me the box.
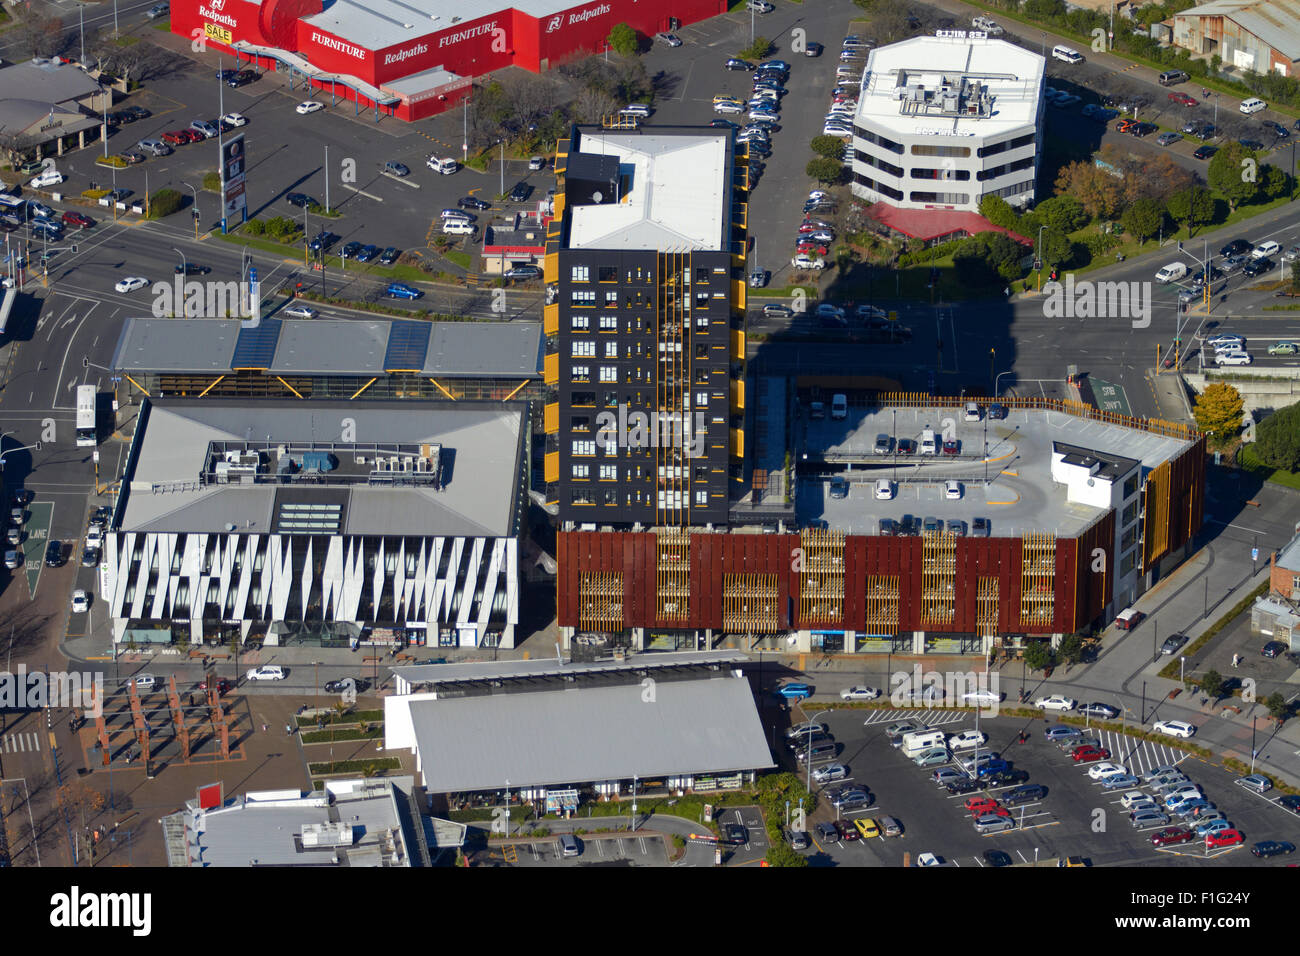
[866,205,1032,246]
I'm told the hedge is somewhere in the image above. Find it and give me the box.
[296,708,384,727]
[300,727,384,743]
[307,758,401,775]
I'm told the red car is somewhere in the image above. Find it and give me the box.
[942,439,959,455]
[61,211,94,228]
[798,223,823,234]
[1071,745,1111,762]
[161,130,188,145]
[971,805,1010,819]
[1150,826,1195,847]
[833,819,860,841]
[797,243,829,256]
[965,796,1000,812]
[199,675,230,695]
[1206,829,1244,849]
[1168,92,1198,106]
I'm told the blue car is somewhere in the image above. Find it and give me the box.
[355,244,379,263]
[385,282,422,300]
[774,683,813,701]
[1102,774,1140,790]
[976,759,1011,778]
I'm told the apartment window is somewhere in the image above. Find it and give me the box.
[600,314,617,330]
[908,190,970,205]
[571,290,596,306]
[1123,474,1139,499]
[1122,502,1138,527]
[571,265,590,281]
[694,465,709,481]
[695,344,708,359]
[911,143,971,158]
[571,488,595,505]
[696,391,709,407]
[571,365,590,383]
[696,315,708,329]
[602,488,618,505]
[605,291,618,307]
[604,391,618,406]
[695,292,710,307]
[572,464,590,479]
[599,366,618,382]
[603,438,617,456]
[572,390,596,406]
[599,464,617,481]
[572,440,595,456]
[695,491,707,505]
[1121,527,1135,552]
[695,368,710,384]
[1120,550,1136,576]
[598,265,617,282]
[910,167,971,181]
[571,315,590,330]
[695,267,710,283]
[605,341,618,358]
[572,415,591,432]
[572,340,596,357]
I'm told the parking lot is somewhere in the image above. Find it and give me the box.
[773,706,1300,867]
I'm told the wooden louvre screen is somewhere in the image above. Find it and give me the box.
[723,573,779,632]
[1020,532,1056,626]
[579,571,624,631]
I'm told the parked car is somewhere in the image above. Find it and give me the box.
[246,665,286,681]
[1235,774,1273,794]
[508,182,533,203]
[813,762,849,784]
[1160,633,1189,655]
[1251,840,1295,858]
[840,685,880,700]
[1151,826,1195,847]
[1071,745,1111,763]
[1153,719,1197,739]
[296,101,325,115]
[1035,695,1077,712]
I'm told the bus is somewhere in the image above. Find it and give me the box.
[75,384,97,447]
[0,286,15,336]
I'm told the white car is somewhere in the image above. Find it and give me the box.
[947,730,988,751]
[296,101,324,115]
[246,665,286,681]
[132,674,156,690]
[914,852,942,867]
[29,169,65,188]
[813,763,849,784]
[808,190,831,202]
[874,478,894,500]
[1120,790,1153,811]
[1034,694,1077,712]
[282,305,319,319]
[1215,351,1251,366]
[70,589,90,613]
[1087,762,1128,780]
[115,276,148,293]
[428,156,460,174]
[220,112,247,128]
[85,526,103,550]
[791,255,826,271]
[840,685,881,701]
[1153,719,1197,739]
[945,480,962,500]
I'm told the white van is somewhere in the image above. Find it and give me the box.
[1052,45,1083,64]
[1252,240,1280,259]
[427,156,460,174]
[920,429,937,454]
[901,729,948,756]
[1154,262,1187,283]
[1240,97,1266,114]
[620,103,652,118]
[831,394,847,419]
[443,219,475,236]
[963,402,981,422]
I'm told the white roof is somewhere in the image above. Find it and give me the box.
[857,35,1044,140]
[567,132,728,251]
[304,0,589,54]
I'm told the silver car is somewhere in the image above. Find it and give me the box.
[973,814,1015,833]
[813,762,849,784]
[1130,810,1170,827]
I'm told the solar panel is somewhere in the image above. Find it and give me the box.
[231,318,282,369]
[384,320,431,372]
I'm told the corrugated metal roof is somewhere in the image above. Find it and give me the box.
[409,674,774,794]
[1179,0,1300,60]
[391,651,749,686]
[423,321,542,377]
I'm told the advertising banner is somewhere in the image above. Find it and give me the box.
[221,133,247,224]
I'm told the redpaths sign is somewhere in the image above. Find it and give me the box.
[546,2,611,32]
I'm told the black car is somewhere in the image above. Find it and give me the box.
[1280,794,1300,815]
[1264,120,1290,138]
[308,231,340,252]
[983,849,1013,867]
[379,247,400,265]
[1080,702,1119,719]
[1003,784,1047,806]
[458,196,491,211]
[227,70,257,88]
[725,822,748,845]
[341,241,363,259]
[724,58,754,71]
[1262,641,1287,659]
[44,540,62,567]
[508,181,533,203]
[946,778,985,795]
[1251,840,1295,858]
[1193,144,1218,160]
[123,106,151,121]
[286,192,316,209]
[986,768,1030,787]
[710,119,739,129]
[216,68,240,82]
[504,265,542,281]
[1243,256,1274,278]
[1239,138,1265,151]
[323,677,370,693]
[1161,633,1189,655]
[174,263,211,275]
[1129,122,1158,137]
[1220,239,1252,257]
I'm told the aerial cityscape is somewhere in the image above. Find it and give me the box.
[3,0,1300,891]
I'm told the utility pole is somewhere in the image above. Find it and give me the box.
[325,145,330,213]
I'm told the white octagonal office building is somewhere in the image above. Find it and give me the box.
[851,34,1045,213]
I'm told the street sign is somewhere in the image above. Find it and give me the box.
[1252,548,1259,561]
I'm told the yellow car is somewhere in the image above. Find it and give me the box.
[854,817,881,839]
[1058,855,1089,867]
[713,94,743,105]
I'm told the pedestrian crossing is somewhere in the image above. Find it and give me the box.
[2,733,42,754]
[860,708,969,727]
[1090,729,1190,776]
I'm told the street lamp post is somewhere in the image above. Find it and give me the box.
[181,182,199,239]
[173,248,187,316]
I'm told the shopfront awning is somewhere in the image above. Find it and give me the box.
[231,41,399,106]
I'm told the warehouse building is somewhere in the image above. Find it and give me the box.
[1173,0,1300,76]
[384,652,773,807]
[850,33,1045,214]
[102,398,527,649]
[170,0,727,121]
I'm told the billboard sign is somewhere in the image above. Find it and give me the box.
[221,133,247,224]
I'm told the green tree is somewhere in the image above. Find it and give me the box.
[1207,142,1260,210]
[606,23,638,57]
[765,842,809,867]
[1265,692,1289,722]
[739,36,774,61]
[1057,633,1086,665]
[1253,402,1300,471]
[1192,382,1244,445]
[1164,184,1214,236]
[1199,668,1223,699]
[1261,163,1289,200]
[146,188,183,219]
[1022,640,1055,672]
[1121,197,1164,242]
[1039,227,1072,267]
[979,195,1019,229]
[811,134,847,159]
[201,169,221,192]
[1035,195,1089,233]
[1292,260,1300,292]
[806,156,844,184]
[983,231,1026,282]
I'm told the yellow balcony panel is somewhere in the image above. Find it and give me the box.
[544,352,558,385]
[544,302,559,336]
[730,427,745,458]
[731,329,746,360]
[543,251,559,283]
[544,451,559,484]
[544,402,559,433]
[731,279,746,312]
[730,378,745,412]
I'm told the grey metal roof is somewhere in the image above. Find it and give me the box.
[0,61,103,104]
[391,650,749,686]
[121,399,524,537]
[423,322,542,377]
[0,100,99,136]
[1178,0,1300,61]
[110,317,542,379]
[408,674,774,794]
[1276,533,1300,573]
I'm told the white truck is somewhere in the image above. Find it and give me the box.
[901,729,948,757]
